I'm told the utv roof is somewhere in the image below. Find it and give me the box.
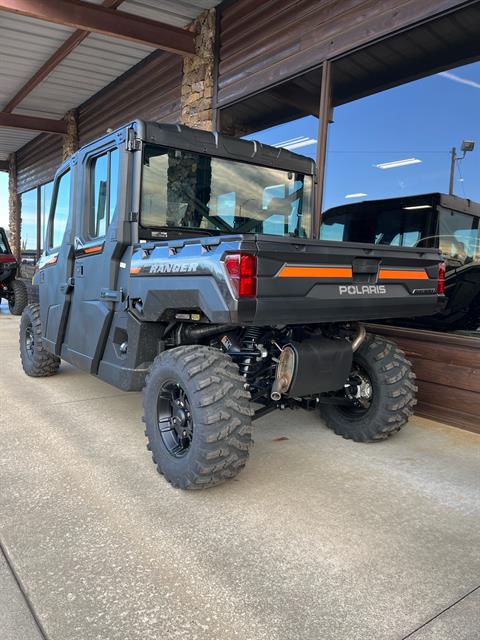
[322,192,480,218]
[80,119,316,176]
[142,121,315,175]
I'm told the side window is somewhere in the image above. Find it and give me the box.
[50,169,71,249]
[320,221,345,242]
[438,209,479,264]
[89,148,119,239]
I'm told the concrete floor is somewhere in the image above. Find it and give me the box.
[0,303,479,640]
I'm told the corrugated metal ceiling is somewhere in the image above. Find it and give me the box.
[0,0,220,160]
[0,128,39,161]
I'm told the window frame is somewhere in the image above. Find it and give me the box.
[139,144,314,239]
[47,167,72,252]
[436,207,480,263]
[85,146,119,243]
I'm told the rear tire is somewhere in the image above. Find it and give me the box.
[143,345,254,490]
[19,304,60,377]
[8,279,28,315]
[320,334,417,442]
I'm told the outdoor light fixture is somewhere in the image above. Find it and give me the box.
[375,158,422,169]
[273,136,317,151]
[403,205,432,210]
[461,140,475,153]
[449,140,475,194]
[345,193,368,199]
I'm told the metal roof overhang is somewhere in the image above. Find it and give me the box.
[219,1,480,135]
[0,0,221,165]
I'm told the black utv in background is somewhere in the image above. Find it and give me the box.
[321,193,480,331]
[0,227,28,315]
[19,121,443,490]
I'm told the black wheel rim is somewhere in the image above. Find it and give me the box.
[157,381,193,457]
[25,322,34,359]
[341,365,374,416]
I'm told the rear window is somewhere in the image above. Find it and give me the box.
[321,207,430,247]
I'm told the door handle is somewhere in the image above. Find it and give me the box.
[100,288,123,302]
[60,277,75,294]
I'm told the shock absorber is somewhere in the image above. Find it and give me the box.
[238,327,264,381]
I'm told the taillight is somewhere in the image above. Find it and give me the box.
[224,253,257,298]
[437,262,446,295]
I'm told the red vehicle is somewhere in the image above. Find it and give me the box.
[0,227,28,315]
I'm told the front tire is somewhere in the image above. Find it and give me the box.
[8,279,28,315]
[19,304,60,377]
[320,334,417,442]
[143,345,254,490]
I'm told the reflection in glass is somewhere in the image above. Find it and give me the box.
[244,116,318,162]
[320,205,431,248]
[437,208,479,266]
[51,170,71,248]
[40,182,53,251]
[109,148,119,221]
[89,148,119,239]
[20,189,37,251]
[141,146,313,238]
[91,153,108,238]
[323,60,480,211]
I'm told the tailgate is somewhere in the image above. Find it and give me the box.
[252,235,443,324]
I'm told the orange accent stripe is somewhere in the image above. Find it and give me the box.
[130,266,141,275]
[379,269,428,280]
[278,265,353,278]
[83,245,103,254]
[45,255,58,266]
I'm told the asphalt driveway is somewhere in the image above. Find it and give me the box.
[1,303,479,640]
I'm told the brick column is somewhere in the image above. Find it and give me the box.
[181,9,215,131]
[8,153,21,262]
[62,108,79,161]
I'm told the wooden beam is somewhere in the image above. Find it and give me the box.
[0,112,67,134]
[269,85,319,118]
[0,160,9,172]
[3,0,125,114]
[0,0,195,55]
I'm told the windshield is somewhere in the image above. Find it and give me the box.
[141,145,313,237]
[0,229,9,254]
[320,206,431,248]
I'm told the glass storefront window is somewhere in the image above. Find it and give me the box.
[320,204,431,247]
[20,189,37,251]
[437,208,480,264]
[323,60,480,212]
[244,116,318,162]
[20,181,54,256]
[40,182,53,250]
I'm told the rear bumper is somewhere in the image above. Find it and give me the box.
[253,294,442,325]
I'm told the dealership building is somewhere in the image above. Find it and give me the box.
[0,0,479,430]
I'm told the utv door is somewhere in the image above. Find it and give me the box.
[38,163,76,355]
[62,138,125,373]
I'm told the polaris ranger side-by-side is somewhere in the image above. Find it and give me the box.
[0,227,28,315]
[320,193,480,331]
[19,121,444,489]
